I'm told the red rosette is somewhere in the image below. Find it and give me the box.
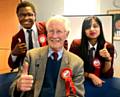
[93,59,101,68]
[38,34,47,46]
[61,68,72,79]
[93,59,101,77]
[60,68,76,96]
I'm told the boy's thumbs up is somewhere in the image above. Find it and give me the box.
[22,62,29,75]
[18,38,21,43]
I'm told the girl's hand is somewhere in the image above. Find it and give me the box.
[88,73,105,87]
[99,43,111,61]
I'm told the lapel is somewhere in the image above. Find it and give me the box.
[55,49,70,97]
[11,29,26,50]
[34,46,48,97]
[36,22,47,47]
[36,21,46,35]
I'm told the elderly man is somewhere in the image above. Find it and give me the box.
[9,15,85,97]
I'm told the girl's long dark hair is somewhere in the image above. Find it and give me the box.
[79,16,106,60]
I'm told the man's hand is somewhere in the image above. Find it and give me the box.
[12,38,27,55]
[16,62,33,92]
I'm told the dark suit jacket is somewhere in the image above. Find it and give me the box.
[10,46,85,97]
[69,39,114,78]
[8,21,47,69]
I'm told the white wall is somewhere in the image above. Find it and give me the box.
[22,0,120,77]
[99,0,120,14]
[23,0,120,19]
[23,0,64,21]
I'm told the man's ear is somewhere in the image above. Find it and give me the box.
[34,13,37,21]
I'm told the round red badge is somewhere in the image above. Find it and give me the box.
[38,34,47,46]
[60,68,72,79]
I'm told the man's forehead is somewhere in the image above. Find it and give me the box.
[18,7,34,13]
[48,20,64,26]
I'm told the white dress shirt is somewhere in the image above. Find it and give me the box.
[88,42,97,58]
[11,23,40,62]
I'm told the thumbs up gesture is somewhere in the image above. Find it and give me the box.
[16,62,33,92]
[99,43,111,61]
[12,38,27,55]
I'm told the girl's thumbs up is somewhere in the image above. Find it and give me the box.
[104,42,108,49]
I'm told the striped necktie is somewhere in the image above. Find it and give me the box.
[52,52,58,61]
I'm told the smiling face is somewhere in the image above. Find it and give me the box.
[47,20,68,51]
[85,19,100,40]
[17,6,36,29]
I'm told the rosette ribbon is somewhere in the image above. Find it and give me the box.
[60,68,76,97]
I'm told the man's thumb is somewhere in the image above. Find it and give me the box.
[22,62,29,75]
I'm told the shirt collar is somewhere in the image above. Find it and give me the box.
[88,41,97,50]
[22,23,37,33]
[48,47,63,60]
